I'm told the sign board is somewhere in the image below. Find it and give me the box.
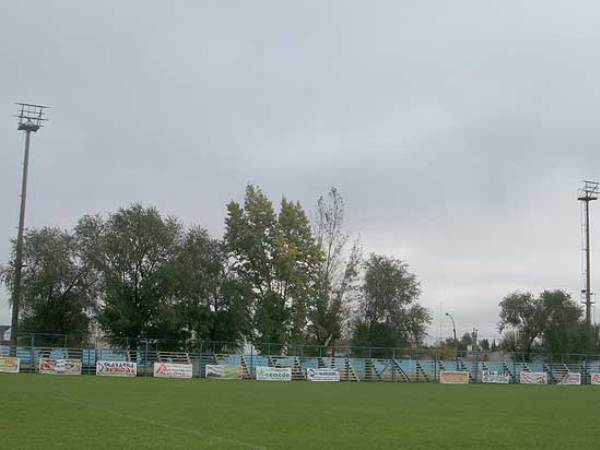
[255,366,292,381]
[482,370,510,384]
[0,356,20,374]
[96,360,137,377]
[205,364,242,380]
[39,358,82,376]
[439,370,470,384]
[558,372,581,385]
[591,373,600,385]
[519,371,547,385]
[153,362,193,379]
[306,368,340,382]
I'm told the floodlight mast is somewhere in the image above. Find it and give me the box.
[578,180,599,327]
[10,103,48,356]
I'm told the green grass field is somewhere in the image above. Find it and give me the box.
[2,374,600,449]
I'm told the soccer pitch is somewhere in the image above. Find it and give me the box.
[2,375,599,449]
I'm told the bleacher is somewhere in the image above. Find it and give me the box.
[6,340,600,384]
[300,357,319,369]
[157,352,191,364]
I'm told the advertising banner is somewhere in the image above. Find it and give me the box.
[591,373,600,385]
[482,371,510,384]
[439,370,470,384]
[153,362,193,379]
[96,360,137,377]
[255,366,292,381]
[558,372,581,385]
[0,356,20,374]
[205,364,242,380]
[519,371,547,385]
[306,368,340,382]
[39,358,82,375]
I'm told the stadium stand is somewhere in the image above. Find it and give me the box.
[415,360,432,382]
[9,338,600,385]
[389,358,411,382]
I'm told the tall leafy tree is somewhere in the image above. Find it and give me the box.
[310,187,361,347]
[224,185,322,349]
[225,186,281,347]
[352,254,429,347]
[76,204,184,347]
[498,291,544,354]
[274,199,322,343]
[0,227,95,345]
[498,289,589,354]
[175,226,250,343]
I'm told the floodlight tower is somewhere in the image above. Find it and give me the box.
[9,103,49,355]
[578,180,599,326]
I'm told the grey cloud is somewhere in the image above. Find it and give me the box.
[1,1,600,341]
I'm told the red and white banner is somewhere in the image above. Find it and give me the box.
[39,358,82,375]
[96,360,137,377]
[591,373,600,385]
[558,372,581,385]
[519,371,547,385]
[0,356,20,374]
[153,362,193,379]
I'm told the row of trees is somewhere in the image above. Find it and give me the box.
[497,290,600,355]
[1,186,430,350]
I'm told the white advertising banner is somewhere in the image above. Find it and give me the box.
[96,360,137,377]
[482,371,510,384]
[205,364,242,380]
[558,372,581,385]
[591,373,600,385]
[519,371,547,385]
[153,362,193,379]
[39,358,82,375]
[0,356,20,374]
[255,366,292,381]
[306,368,340,382]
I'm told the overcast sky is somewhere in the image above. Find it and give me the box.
[2,1,600,342]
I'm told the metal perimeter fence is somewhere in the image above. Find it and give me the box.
[2,332,600,384]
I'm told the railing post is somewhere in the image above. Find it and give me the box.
[30,334,35,374]
[197,341,203,378]
[144,339,149,378]
[512,358,517,384]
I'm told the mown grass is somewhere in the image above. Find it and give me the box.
[1,374,599,449]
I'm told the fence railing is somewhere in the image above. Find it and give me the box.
[3,333,600,384]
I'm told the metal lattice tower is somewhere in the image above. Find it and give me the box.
[9,103,49,355]
[578,180,599,326]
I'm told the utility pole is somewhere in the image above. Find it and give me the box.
[9,103,48,356]
[578,180,599,327]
